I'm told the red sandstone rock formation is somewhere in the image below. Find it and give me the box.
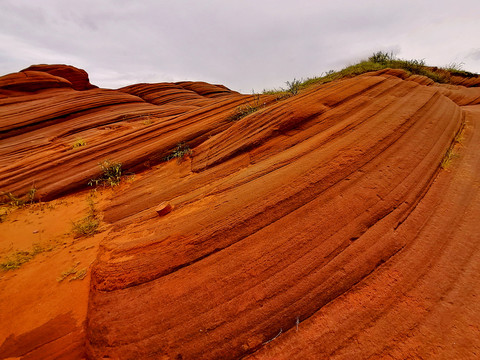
[21,64,97,91]
[1,65,480,359]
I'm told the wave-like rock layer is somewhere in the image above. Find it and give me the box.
[1,65,480,359]
[0,65,262,201]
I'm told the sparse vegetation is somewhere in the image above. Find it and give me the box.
[71,215,99,238]
[0,242,55,272]
[443,62,477,77]
[2,192,24,207]
[71,194,100,238]
[1,186,37,207]
[228,102,261,121]
[298,51,478,90]
[0,207,8,223]
[440,126,465,170]
[228,95,264,121]
[57,263,87,282]
[142,116,153,125]
[284,78,302,95]
[454,130,465,144]
[262,82,302,99]
[57,264,78,281]
[163,142,193,162]
[72,138,87,149]
[27,187,37,203]
[369,51,395,64]
[441,148,457,169]
[71,268,87,281]
[262,90,291,101]
[0,251,32,271]
[88,160,123,187]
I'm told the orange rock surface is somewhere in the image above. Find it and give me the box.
[1,65,480,359]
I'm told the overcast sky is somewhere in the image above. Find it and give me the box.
[1,0,479,93]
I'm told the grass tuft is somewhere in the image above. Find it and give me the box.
[442,62,477,77]
[72,138,87,149]
[1,186,37,207]
[57,264,79,282]
[0,242,55,272]
[71,215,99,238]
[57,262,88,282]
[284,78,302,95]
[70,268,87,281]
[262,81,303,99]
[298,51,478,90]
[1,251,33,271]
[228,95,264,122]
[71,194,100,238]
[369,51,395,64]
[142,116,153,125]
[228,103,261,121]
[88,160,123,187]
[0,207,8,223]
[441,148,457,169]
[163,142,193,162]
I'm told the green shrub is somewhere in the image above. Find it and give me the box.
[72,138,87,149]
[71,194,99,238]
[2,192,24,207]
[369,51,395,64]
[284,78,302,95]
[0,242,54,271]
[228,102,261,121]
[71,215,99,238]
[228,94,264,121]
[299,51,478,89]
[1,250,34,271]
[163,142,193,162]
[1,186,37,207]
[262,79,302,99]
[88,160,123,187]
[442,62,476,77]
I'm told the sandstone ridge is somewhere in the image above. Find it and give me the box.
[1,65,480,359]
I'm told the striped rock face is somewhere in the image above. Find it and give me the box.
[1,65,480,360]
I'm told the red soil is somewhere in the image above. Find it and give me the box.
[1,65,480,359]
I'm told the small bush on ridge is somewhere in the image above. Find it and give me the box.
[163,142,193,162]
[88,160,123,187]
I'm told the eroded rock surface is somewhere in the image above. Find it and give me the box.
[1,65,480,359]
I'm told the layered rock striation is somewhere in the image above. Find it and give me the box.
[1,65,480,359]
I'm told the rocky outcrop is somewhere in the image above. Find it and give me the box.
[1,65,480,359]
[86,71,470,359]
[0,70,73,93]
[0,66,255,201]
[21,64,97,91]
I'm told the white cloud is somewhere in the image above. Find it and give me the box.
[1,0,479,91]
[466,49,480,61]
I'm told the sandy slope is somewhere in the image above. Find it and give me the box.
[0,65,480,359]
